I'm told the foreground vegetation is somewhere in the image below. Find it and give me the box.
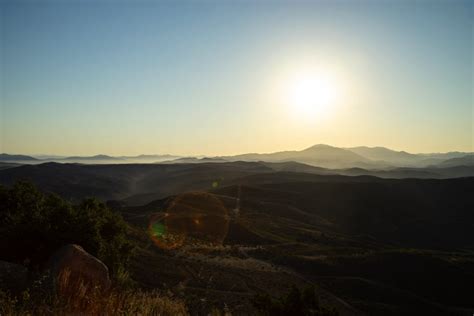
[0,181,133,276]
[0,182,188,315]
[0,288,188,315]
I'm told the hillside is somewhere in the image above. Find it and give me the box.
[1,161,473,206]
[116,174,474,315]
[0,162,273,205]
[1,163,473,314]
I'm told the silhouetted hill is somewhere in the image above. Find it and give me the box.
[435,154,474,167]
[0,153,38,162]
[161,157,228,164]
[120,154,180,163]
[347,146,419,166]
[0,162,22,170]
[420,151,471,160]
[0,153,180,164]
[264,161,474,179]
[1,161,473,206]
[219,173,474,248]
[59,154,125,162]
[262,161,336,175]
[338,165,474,179]
[0,162,273,205]
[222,144,372,169]
[2,145,472,169]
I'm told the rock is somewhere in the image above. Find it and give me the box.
[49,244,111,296]
[0,260,28,292]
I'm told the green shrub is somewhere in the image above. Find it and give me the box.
[0,181,134,276]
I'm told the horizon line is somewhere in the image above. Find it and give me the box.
[2,143,473,158]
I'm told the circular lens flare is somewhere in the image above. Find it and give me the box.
[148,213,186,249]
[148,192,229,249]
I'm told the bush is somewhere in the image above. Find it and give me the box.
[252,285,338,316]
[0,181,134,276]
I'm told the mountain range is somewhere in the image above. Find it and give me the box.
[1,144,472,169]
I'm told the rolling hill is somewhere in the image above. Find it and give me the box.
[1,160,474,314]
[1,161,473,206]
[117,172,474,315]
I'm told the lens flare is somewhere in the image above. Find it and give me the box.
[211,178,223,189]
[148,192,229,249]
[148,213,187,249]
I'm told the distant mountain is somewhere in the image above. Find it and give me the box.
[47,155,127,164]
[0,153,38,161]
[347,146,419,166]
[436,154,474,167]
[161,157,228,164]
[32,155,67,159]
[60,154,123,161]
[120,154,181,163]
[419,151,471,160]
[222,144,371,169]
[1,145,472,168]
[156,144,473,169]
[0,153,184,164]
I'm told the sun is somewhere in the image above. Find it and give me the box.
[286,72,339,120]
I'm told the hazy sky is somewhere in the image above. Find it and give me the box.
[1,0,472,156]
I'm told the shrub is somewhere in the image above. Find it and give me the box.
[0,181,134,276]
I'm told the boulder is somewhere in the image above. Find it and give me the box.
[49,244,111,296]
[0,260,28,292]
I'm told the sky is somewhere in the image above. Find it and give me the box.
[1,0,472,156]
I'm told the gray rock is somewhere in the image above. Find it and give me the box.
[49,244,111,296]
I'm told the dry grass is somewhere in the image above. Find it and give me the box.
[0,269,188,316]
[0,289,188,316]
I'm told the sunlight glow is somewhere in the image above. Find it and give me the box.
[286,72,340,120]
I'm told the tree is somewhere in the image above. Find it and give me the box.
[0,181,134,276]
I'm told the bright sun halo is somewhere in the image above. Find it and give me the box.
[286,73,339,119]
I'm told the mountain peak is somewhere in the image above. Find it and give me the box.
[303,144,337,151]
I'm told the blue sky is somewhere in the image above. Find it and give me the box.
[1,0,472,155]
